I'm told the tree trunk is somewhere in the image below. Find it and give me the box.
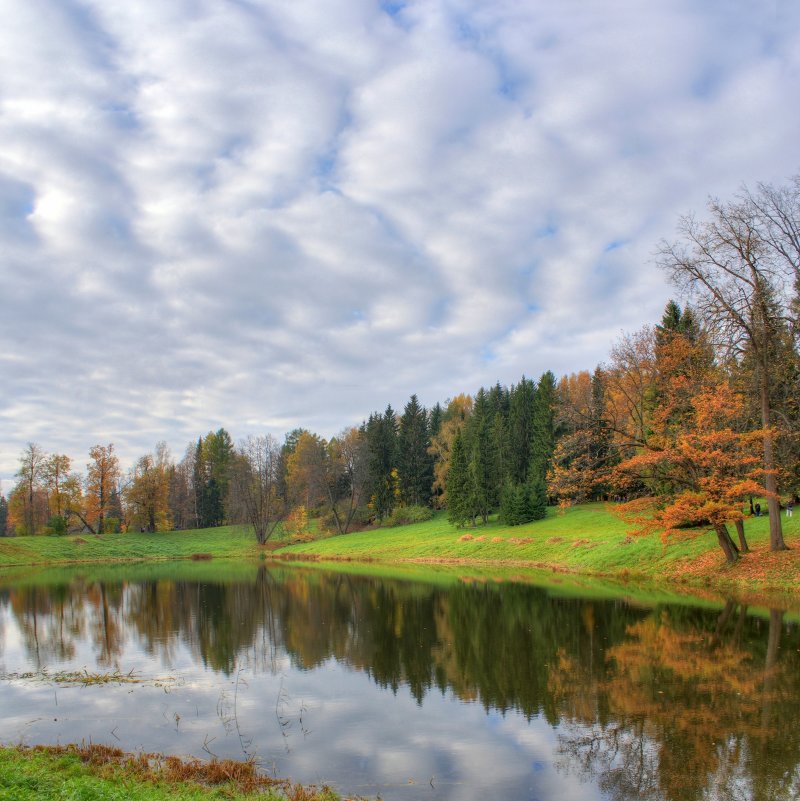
[759,365,787,550]
[733,605,747,643]
[715,523,740,564]
[734,519,750,553]
[761,608,784,732]
[713,599,736,644]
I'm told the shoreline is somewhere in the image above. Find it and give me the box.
[0,743,357,801]
[0,504,798,608]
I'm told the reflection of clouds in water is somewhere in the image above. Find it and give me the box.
[0,656,577,801]
[247,664,580,801]
[3,574,797,801]
[0,587,640,800]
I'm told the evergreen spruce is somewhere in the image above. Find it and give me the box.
[365,406,398,520]
[466,388,496,523]
[526,473,548,520]
[655,299,683,346]
[397,394,433,507]
[428,402,443,440]
[490,410,509,493]
[508,376,536,484]
[447,431,475,527]
[193,429,234,527]
[500,482,522,525]
[529,371,556,486]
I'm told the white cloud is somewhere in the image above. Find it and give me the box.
[1,0,799,480]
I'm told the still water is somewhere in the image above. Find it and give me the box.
[0,563,798,801]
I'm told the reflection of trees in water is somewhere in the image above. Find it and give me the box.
[5,570,800,800]
[7,584,86,668]
[557,718,662,800]
[0,589,8,661]
[553,601,800,801]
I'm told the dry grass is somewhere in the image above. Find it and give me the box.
[25,744,347,799]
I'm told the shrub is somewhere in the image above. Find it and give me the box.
[45,515,68,536]
[284,506,309,538]
[382,505,434,527]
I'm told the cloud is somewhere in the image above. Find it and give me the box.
[1,0,799,480]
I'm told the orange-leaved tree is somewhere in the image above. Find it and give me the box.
[616,380,765,564]
[84,444,122,534]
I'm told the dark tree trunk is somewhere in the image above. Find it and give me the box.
[734,519,750,553]
[761,608,784,732]
[712,599,737,645]
[759,367,787,551]
[733,605,747,643]
[715,523,740,564]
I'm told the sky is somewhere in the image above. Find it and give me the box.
[1,0,799,484]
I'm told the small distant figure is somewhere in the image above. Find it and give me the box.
[787,498,794,518]
[755,502,762,517]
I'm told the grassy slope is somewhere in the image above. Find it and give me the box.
[279,504,800,600]
[0,504,798,600]
[0,524,263,567]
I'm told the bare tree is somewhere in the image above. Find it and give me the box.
[230,435,286,545]
[17,443,47,534]
[325,427,370,535]
[657,179,799,551]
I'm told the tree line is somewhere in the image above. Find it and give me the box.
[2,174,799,565]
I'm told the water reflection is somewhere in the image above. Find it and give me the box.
[1,566,799,801]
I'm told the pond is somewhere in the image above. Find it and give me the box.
[0,562,798,801]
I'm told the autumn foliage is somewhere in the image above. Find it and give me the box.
[616,380,765,562]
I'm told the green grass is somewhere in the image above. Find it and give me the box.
[0,745,343,801]
[0,525,265,568]
[279,504,800,599]
[277,504,690,568]
[1,503,798,601]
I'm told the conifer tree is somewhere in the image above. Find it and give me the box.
[508,377,535,484]
[500,482,524,525]
[193,429,233,527]
[428,402,443,440]
[397,394,433,507]
[527,473,548,521]
[447,431,476,527]
[365,406,398,520]
[490,411,510,494]
[466,388,497,522]
[529,371,556,487]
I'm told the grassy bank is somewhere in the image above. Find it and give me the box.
[0,524,264,568]
[278,504,800,600]
[0,744,347,801]
[0,503,798,600]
